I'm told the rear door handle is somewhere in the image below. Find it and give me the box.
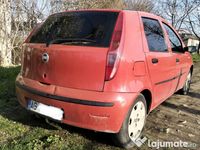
[176,58,180,63]
[152,58,159,64]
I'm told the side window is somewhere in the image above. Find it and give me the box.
[163,23,183,53]
[142,17,167,52]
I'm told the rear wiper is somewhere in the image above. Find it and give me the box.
[46,38,96,47]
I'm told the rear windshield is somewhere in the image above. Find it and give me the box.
[29,11,119,47]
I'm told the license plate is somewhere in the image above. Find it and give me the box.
[27,100,64,121]
[27,100,39,110]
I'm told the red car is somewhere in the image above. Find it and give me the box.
[16,10,193,148]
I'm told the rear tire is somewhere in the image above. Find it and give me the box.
[113,94,147,149]
[180,71,192,95]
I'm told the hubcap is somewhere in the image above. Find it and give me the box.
[128,101,146,141]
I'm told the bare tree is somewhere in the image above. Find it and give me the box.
[0,0,49,66]
[124,0,154,12]
[50,0,124,13]
[0,0,12,66]
[10,0,49,64]
[156,0,200,30]
[187,11,200,54]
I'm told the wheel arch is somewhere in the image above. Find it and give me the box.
[140,89,152,114]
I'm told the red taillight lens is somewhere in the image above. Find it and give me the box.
[105,13,123,81]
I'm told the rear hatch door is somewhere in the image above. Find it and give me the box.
[22,11,119,91]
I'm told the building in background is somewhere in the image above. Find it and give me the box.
[178,29,200,53]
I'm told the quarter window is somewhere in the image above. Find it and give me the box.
[163,23,183,53]
[142,17,167,52]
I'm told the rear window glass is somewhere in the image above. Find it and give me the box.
[29,11,119,47]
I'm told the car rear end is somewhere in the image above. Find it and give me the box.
[16,10,137,133]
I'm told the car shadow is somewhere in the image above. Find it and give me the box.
[61,123,114,146]
[162,101,200,115]
[188,91,200,99]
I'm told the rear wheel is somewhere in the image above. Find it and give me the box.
[180,71,192,95]
[113,94,147,149]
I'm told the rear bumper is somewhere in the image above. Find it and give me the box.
[16,75,138,133]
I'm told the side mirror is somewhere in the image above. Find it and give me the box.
[183,46,189,52]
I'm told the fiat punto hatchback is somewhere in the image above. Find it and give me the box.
[16,10,193,148]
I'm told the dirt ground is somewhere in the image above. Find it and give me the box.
[0,62,199,150]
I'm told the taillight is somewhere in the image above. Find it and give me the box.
[105,12,123,81]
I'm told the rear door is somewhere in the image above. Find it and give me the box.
[141,17,175,105]
[162,23,191,92]
[22,11,119,91]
